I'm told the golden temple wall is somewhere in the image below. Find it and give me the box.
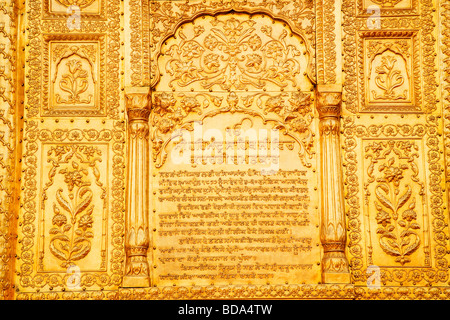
[0,0,449,300]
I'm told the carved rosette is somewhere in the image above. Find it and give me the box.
[316,85,350,283]
[123,88,151,287]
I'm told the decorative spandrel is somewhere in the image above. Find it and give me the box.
[155,13,313,93]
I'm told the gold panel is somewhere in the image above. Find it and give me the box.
[43,34,106,116]
[1,0,450,301]
[360,31,421,112]
[16,120,125,293]
[149,12,323,288]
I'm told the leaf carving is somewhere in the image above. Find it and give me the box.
[396,185,411,211]
[56,188,72,214]
[375,183,394,213]
[74,187,93,216]
[379,236,401,257]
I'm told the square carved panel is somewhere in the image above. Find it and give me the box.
[44,0,105,19]
[43,34,106,117]
[358,31,421,113]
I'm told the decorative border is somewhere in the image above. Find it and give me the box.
[42,34,107,117]
[316,0,337,84]
[0,0,19,300]
[441,1,450,183]
[15,285,450,300]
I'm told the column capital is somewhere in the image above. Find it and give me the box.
[316,84,342,118]
[125,87,151,121]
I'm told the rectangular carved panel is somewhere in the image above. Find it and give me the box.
[16,120,125,293]
[150,111,321,287]
[38,143,109,273]
[358,31,421,113]
[43,34,106,117]
[343,116,448,287]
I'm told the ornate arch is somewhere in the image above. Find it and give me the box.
[149,8,316,88]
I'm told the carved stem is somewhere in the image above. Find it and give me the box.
[316,85,350,284]
[123,89,151,287]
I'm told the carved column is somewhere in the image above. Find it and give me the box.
[123,87,151,287]
[316,84,350,284]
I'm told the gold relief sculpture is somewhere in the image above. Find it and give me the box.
[148,1,316,89]
[158,14,311,92]
[364,141,427,267]
[45,145,105,269]
[44,37,105,116]
[55,59,93,104]
[372,55,407,100]
[1,0,450,301]
[150,90,315,168]
[361,33,419,112]
[163,17,302,90]
[358,0,419,16]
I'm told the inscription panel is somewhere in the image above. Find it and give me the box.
[151,113,321,286]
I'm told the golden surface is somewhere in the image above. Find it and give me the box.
[0,0,449,300]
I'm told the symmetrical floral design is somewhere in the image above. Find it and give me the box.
[372,55,407,100]
[365,141,425,266]
[44,145,106,268]
[163,15,305,91]
[150,90,314,168]
[55,59,93,104]
[374,158,420,265]
[147,0,315,88]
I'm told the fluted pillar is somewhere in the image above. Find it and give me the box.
[316,84,350,284]
[123,87,151,287]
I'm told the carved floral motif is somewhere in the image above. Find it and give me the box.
[56,59,93,104]
[365,141,425,266]
[163,16,304,91]
[150,90,314,168]
[372,55,407,101]
[147,1,315,88]
[44,145,105,268]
